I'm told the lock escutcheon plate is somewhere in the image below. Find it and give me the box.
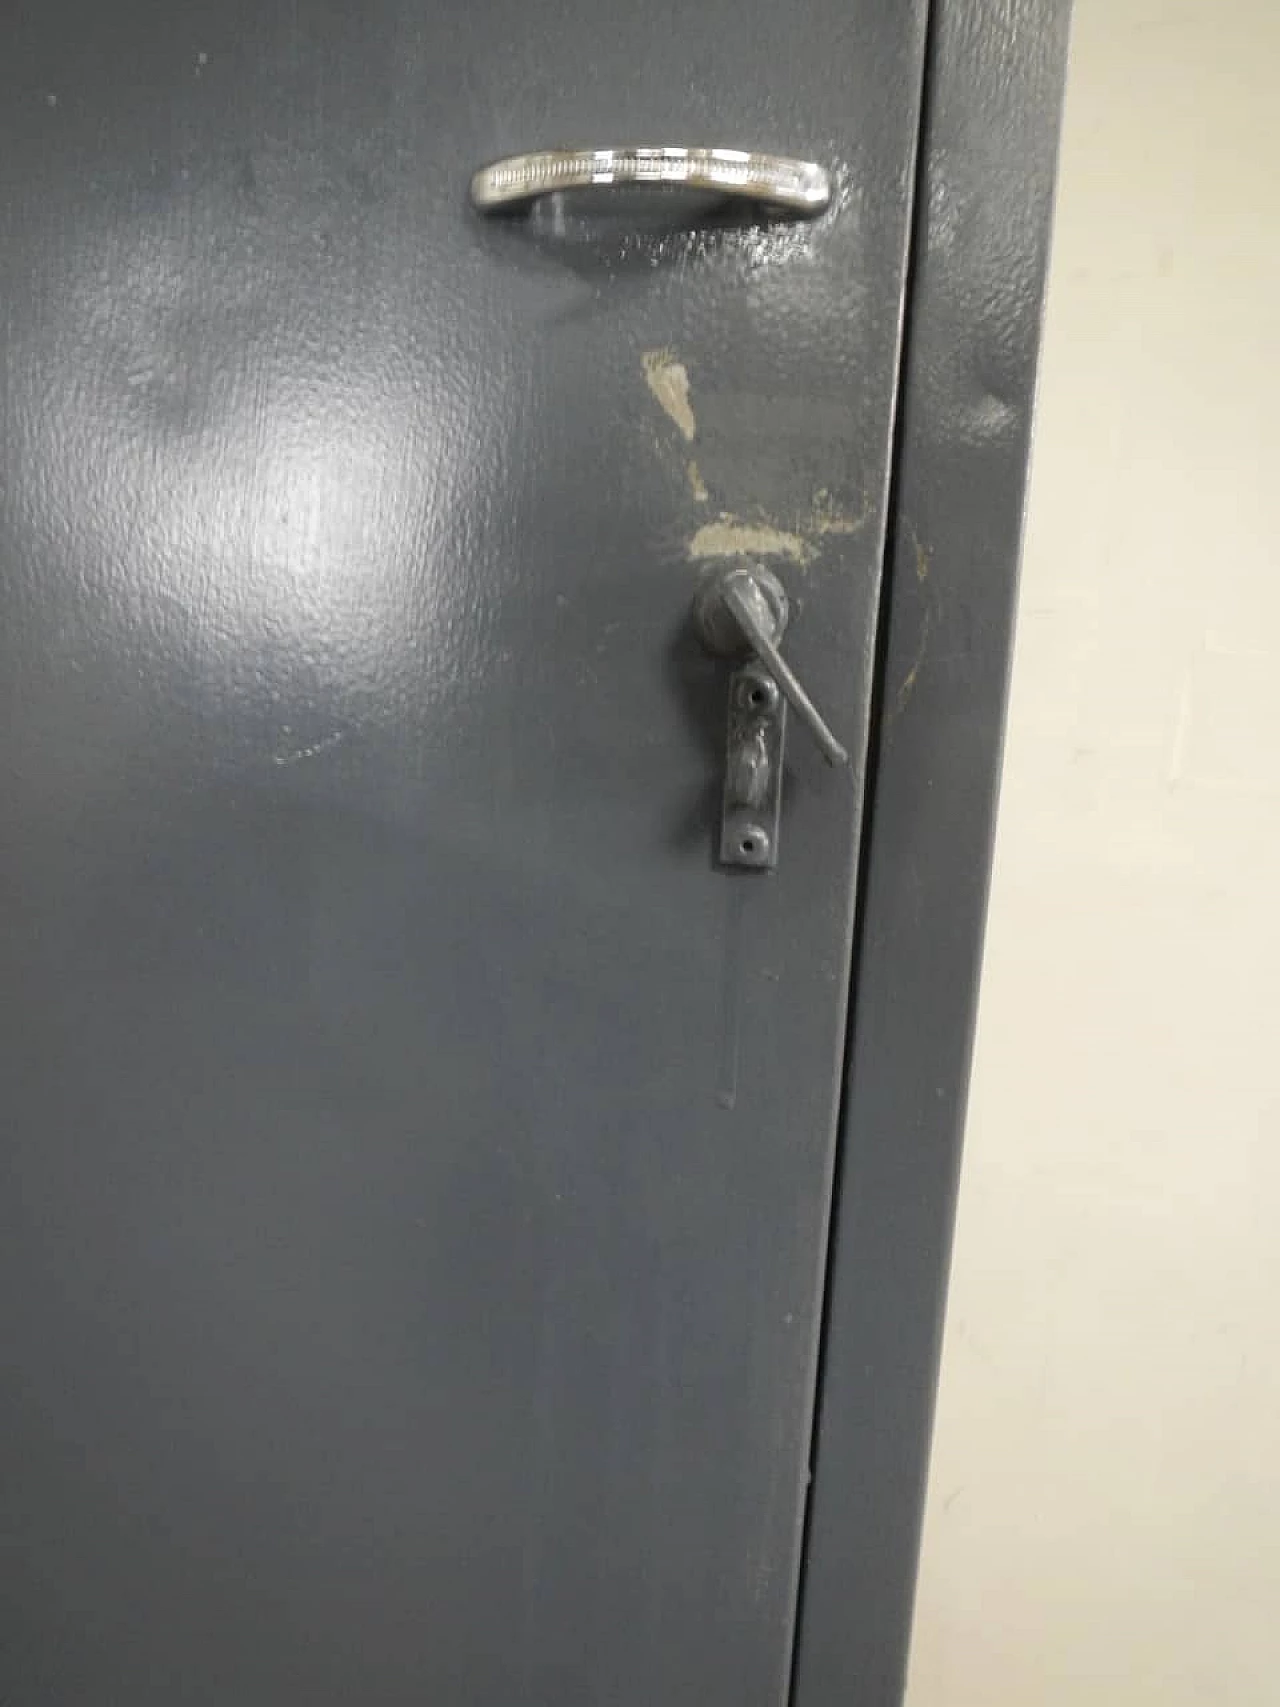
[720,663,786,870]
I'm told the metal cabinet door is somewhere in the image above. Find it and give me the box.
[0,3,927,1701]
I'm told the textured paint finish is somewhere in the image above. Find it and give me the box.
[0,2,926,1703]
[791,1,1072,1703]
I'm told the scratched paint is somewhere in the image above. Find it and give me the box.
[642,349,697,442]
[272,728,347,766]
[644,354,871,562]
[889,527,933,717]
[689,514,813,565]
[810,489,873,536]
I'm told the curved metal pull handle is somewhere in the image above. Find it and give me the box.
[695,564,849,767]
[470,147,831,217]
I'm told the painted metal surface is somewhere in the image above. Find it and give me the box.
[0,1,929,1702]
[790,2,1074,1702]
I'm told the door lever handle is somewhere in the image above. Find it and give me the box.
[693,563,848,871]
[694,564,849,767]
[471,147,831,218]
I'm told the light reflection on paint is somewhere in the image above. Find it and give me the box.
[12,206,495,736]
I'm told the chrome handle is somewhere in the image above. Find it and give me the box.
[470,147,831,217]
[695,564,849,767]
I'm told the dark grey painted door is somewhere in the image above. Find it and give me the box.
[1,3,927,1701]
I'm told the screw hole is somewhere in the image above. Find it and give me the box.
[748,687,767,707]
[740,837,757,855]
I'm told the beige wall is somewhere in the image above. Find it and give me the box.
[906,1,1280,1701]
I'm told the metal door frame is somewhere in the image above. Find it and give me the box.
[790,1,1073,1700]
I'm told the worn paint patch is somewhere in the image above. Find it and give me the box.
[641,359,872,558]
[642,349,697,442]
[889,526,934,718]
[810,488,873,536]
[687,494,873,568]
[689,513,813,565]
